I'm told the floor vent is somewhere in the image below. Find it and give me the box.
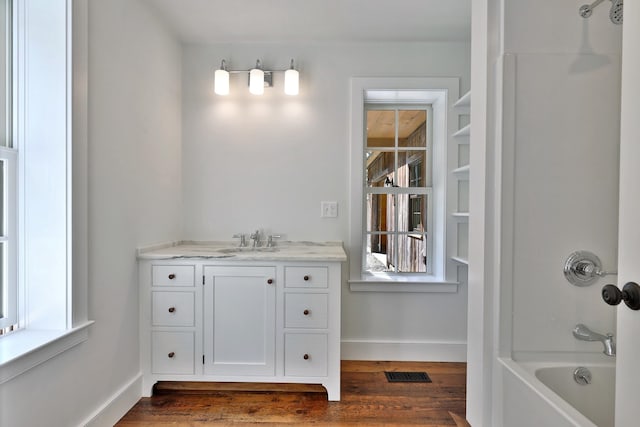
[384,371,432,383]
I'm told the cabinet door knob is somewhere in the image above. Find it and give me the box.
[303,275,310,281]
[267,278,274,285]
[168,307,176,313]
[168,352,175,358]
[168,274,176,280]
[303,309,310,316]
[303,353,310,360]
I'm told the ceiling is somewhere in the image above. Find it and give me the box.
[142,0,471,44]
[367,110,426,140]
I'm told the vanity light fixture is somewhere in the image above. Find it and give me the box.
[214,58,299,96]
[249,60,265,95]
[214,60,230,95]
[284,59,299,96]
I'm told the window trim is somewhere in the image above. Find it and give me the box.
[0,146,16,329]
[0,0,91,379]
[348,77,460,292]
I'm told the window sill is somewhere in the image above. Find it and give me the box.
[0,320,94,384]
[349,274,459,293]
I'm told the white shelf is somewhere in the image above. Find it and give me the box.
[451,256,469,265]
[452,165,470,175]
[453,91,471,108]
[453,124,470,139]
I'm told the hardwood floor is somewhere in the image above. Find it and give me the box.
[117,361,467,426]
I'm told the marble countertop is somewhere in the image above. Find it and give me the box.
[137,240,347,262]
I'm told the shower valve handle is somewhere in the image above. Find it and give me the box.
[602,282,640,311]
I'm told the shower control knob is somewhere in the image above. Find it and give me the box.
[602,282,640,310]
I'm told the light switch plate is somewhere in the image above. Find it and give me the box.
[321,201,338,218]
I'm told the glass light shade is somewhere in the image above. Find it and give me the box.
[214,69,229,95]
[249,68,264,95]
[284,68,299,95]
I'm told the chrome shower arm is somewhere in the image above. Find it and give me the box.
[579,0,606,18]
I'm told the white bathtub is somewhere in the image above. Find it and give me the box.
[500,356,615,427]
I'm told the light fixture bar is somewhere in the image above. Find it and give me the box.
[214,58,299,96]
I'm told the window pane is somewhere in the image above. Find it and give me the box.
[398,110,426,148]
[365,233,393,273]
[0,159,3,236]
[366,151,395,187]
[366,110,395,148]
[366,193,395,233]
[396,193,428,232]
[397,151,426,188]
[396,232,428,273]
[0,241,4,318]
[0,0,10,148]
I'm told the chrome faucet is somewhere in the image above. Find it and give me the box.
[233,233,247,247]
[250,229,261,247]
[573,324,616,357]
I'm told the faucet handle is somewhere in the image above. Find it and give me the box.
[233,233,247,247]
[267,235,281,247]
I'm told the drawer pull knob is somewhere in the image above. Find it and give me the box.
[303,309,310,316]
[304,275,310,281]
[303,353,310,360]
[168,307,176,313]
[168,352,175,358]
[267,278,274,285]
[168,274,176,280]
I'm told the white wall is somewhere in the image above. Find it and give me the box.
[182,42,470,360]
[0,1,182,426]
[504,1,622,356]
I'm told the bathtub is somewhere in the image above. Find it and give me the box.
[499,356,615,427]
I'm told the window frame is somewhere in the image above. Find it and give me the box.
[348,77,460,292]
[0,147,16,330]
[0,0,92,384]
[362,104,433,275]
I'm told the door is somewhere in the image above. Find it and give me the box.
[203,266,276,376]
[615,3,640,426]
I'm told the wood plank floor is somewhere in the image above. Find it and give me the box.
[117,361,467,426]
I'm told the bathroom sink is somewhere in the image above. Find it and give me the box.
[218,247,279,254]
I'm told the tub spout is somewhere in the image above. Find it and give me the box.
[573,324,616,357]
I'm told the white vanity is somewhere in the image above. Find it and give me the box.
[137,241,346,401]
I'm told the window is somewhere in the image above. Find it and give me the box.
[0,0,91,383]
[349,77,460,291]
[364,106,432,274]
[0,0,15,334]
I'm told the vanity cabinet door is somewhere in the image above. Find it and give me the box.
[203,266,276,376]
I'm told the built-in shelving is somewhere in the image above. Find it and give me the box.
[453,124,470,140]
[451,91,471,269]
[453,91,471,109]
[451,256,469,265]
[452,165,470,175]
[452,212,470,218]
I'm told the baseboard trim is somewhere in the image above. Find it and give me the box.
[81,373,142,427]
[341,340,467,362]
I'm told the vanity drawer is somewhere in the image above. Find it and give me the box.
[152,291,195,327]
[284,266,328,289]
[152,265,195,287]
[284,333,328,377]
[152,331,195,374]
[284,293,328,329]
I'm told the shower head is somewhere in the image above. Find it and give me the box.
[609,0,623,24]
[579,0,623,24]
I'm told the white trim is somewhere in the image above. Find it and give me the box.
[0,320,92,384]
[82,373,143,427]
[349,278,458,293]
[341,339,467,362]
[349,77,460,288]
